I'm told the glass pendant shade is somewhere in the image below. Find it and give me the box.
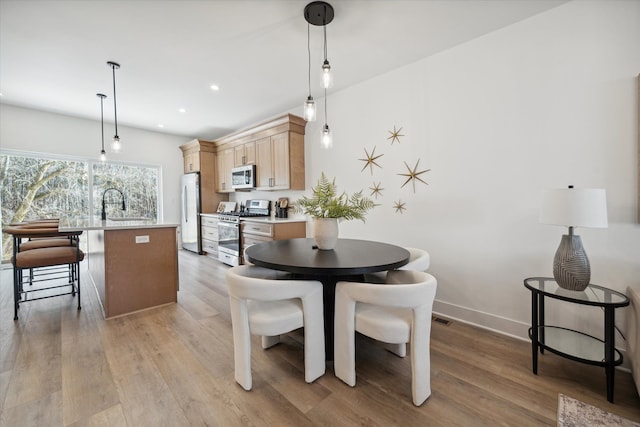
[322,60,333,89]
[321,124,332,149]
[304,96,316,122]
[111,135,122,153]
[100,149,107,162]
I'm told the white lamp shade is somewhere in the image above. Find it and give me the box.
[539,188,608,228]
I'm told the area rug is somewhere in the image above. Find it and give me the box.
[557,394,640,427]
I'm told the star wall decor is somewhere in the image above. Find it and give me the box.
[387,126,404,145]
[359,146,384,175]
[369,181,384,199]
[393,199,406,213]
[398,158,430,193]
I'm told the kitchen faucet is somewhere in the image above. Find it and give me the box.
[101,187,126,220]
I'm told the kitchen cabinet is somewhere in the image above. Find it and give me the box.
[216,147,234,193]
[241,219,306,264]
[255,131,303,190]
[233,141,256,167]
[179,139,227,213]
[200,214,219,258]
[213,114,306,192]
[183,151,199,172]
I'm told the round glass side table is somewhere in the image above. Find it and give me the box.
[524,277,629,403]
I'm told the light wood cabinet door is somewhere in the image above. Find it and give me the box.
[183,152,200,173]
[216,148,234,193]
[233,145,245,167]
[244,141,256,165]
[255,136,272,188]
[234,141,256,167]
[255,133,289,190]
[270,132,289,189]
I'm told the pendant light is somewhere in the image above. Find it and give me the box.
[107,61,121,153]
[304,2,334,146]
[303,23,316,122]
[321,87,332,148]
[97,93,107,162]
[321,23,333,89]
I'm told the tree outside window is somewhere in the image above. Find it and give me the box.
[1,152,159,262]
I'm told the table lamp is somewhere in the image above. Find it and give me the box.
[539,186,608,291]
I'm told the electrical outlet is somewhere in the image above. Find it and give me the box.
[135,235,150,243]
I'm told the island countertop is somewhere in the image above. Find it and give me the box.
[59,216,179,232]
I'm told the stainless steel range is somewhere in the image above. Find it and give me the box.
[217,199,270,266]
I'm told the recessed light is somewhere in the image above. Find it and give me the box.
[179,108,187,113]
[210,84,219,91]
[157,124,164,128]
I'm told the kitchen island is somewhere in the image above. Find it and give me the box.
[60,217,179,319]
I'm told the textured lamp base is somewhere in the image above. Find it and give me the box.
[553,234,591,291]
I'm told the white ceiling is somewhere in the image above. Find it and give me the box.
[0,0,567,141]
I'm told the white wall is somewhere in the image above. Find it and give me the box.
[302,0,640,346]
[0,104,188,224]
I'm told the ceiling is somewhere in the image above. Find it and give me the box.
[0,0,567,141]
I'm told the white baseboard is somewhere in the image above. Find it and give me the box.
[433,299,530,341]
[432,299,631,371]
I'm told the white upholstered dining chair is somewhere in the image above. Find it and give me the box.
[364,247,430,283]
[334,269,438,406]
[225,265,325,390]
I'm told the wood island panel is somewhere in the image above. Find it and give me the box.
[102,227,178,318]
[87,229,106,308]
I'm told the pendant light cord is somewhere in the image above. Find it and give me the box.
[100,97,105,150]
[323,22,328,61]
[323,5,328,126]
[111,64,118,135]
[307,23,312,97]
[324,87,328,125]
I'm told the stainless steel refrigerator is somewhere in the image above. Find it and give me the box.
[181,172,202,254]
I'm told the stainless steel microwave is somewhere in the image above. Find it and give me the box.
[231,164,256,190]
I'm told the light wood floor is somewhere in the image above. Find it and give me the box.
[1,250,638,426]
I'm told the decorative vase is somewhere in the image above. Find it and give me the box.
[313,217,339,250]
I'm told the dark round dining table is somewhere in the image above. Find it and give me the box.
[245,238,410,360]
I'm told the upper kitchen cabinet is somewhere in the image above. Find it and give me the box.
[214,114,306,192]
[233,141,256,167]
[216,147,234,193]
[255,132,300,190]
[180,139,227,212]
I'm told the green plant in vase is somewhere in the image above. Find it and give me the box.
[294,172,376,249]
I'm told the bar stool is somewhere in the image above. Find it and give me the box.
[9,220,79,283]
[4,224,84,320]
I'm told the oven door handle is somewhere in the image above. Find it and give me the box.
[218,222,239,229]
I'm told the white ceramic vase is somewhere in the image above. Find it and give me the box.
[313,217,339,250]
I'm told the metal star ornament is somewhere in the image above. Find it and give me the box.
[387,126,404,145]
[398,159,430,193]
[359,146,384,175]
[393,200,406,213]
[369,181,384,199]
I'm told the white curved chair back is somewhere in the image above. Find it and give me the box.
[226,265,325,390]
[400,247,430,272]
[334,270,437,406]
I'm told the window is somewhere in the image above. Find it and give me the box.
[1,150,160,261]
[93,162,159,220]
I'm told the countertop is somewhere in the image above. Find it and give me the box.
[200,213,306,224]
[59,216,179,231]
